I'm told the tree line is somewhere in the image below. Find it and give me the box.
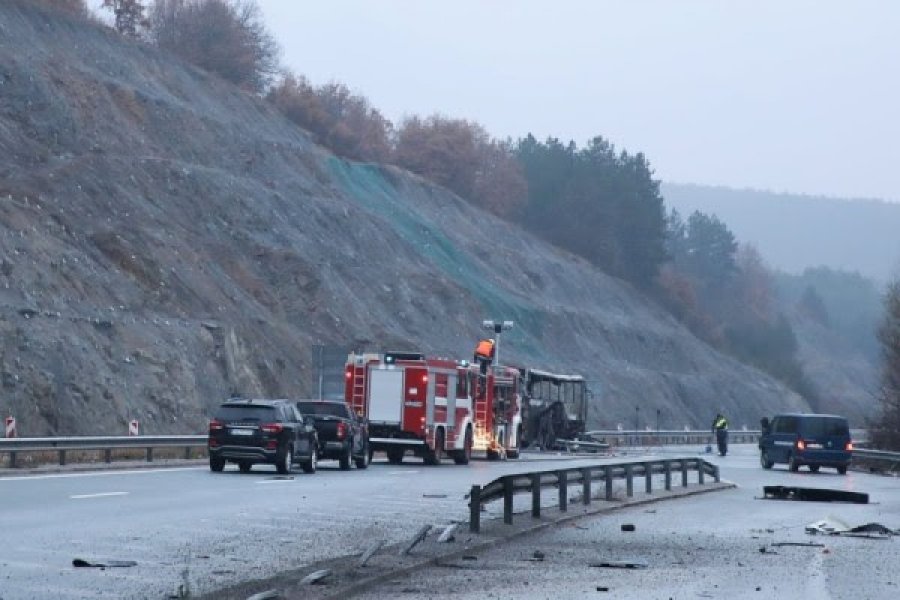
[39,1,900,441]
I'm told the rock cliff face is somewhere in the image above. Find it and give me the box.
[0,3,808,436]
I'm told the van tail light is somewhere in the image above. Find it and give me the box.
[796,439,806,451]
[260,423,283,435]
[209,419,224,432]
[846,441,853,451]
[336,421,346,440]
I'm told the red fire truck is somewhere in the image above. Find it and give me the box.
[345,351,524,464]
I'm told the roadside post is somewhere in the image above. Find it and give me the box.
[4,416,16,438]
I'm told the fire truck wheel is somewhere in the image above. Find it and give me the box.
[425,429,445,466]
[507,425,522,459]
[387,448,404,464]
[453,427,473,465]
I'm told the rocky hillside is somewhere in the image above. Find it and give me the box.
[0,2,810,436]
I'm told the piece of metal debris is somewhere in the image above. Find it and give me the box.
[758,546,778,555]
[246,590,280,600]
[72,558,137,568]
[763,486,868,504]
[589,560,647,569]
[300,569,332,585]
[423,494,447,498]
[771,542,825,548]
[806,518,896,538]
[437,524,458,543]
[401,525,432,555]
[621,524,636,532]
[462,555,478,561]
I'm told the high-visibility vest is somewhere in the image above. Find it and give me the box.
[475,339,495,360]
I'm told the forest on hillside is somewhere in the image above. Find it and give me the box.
[32,0,900,448]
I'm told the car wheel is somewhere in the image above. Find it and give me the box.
[808,465,820,473]
[276,444,293,475]
[387,448,404,464]
[354,440,370,469]
[453,427,473,465]
[238,461,252,473]
[837,465,848,475]
[339,441,352,471]
[209,455,225,472]
[760,451,774,469]
[788,455,800,472]
[301,448,317,474]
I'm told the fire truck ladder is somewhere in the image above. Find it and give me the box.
[350,360,367,414]
[473,377,490,446]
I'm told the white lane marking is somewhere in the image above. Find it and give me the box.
[0,467,205,482]
[69,492,130,499]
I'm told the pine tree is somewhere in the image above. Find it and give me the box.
[874,279,900,449]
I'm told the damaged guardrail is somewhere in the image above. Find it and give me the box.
[584,429,761,447]
[468,457,719,533]
[0,435,207,468]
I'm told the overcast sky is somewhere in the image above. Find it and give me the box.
[254,0,898,202]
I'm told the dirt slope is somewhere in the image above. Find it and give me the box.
[0,3,810,436]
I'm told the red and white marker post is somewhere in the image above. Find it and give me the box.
[128,419,139,436]
[4,416,16,438]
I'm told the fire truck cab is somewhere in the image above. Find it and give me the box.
[345,352,476,465]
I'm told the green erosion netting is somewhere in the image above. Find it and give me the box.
[327,159,547,359]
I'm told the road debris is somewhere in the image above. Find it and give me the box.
[758,546,778,554]
[401,525,432,555]
[806,517,896,539]
[620,524,636,532]
[299,569,331,585]
[525,550,546,562]
[437,523,458,543]
[423,493,447,498]
[462,555,478,561]
[762,486,869,504]
[246,590,280,600]
[771,542,825,548]
[589,560,647,569]
[72,558,137,568]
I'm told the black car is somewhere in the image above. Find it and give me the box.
[208,399,318,474]
[296,400,370,470]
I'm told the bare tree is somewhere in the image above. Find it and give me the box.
[147,0,279,93]
[873,279,900,449]
[102,1,147,37]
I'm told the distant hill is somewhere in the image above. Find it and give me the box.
[661,183,900,283]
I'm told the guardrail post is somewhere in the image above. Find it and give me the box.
[681,460,689,487]
[469,485,481,533]
[698,459,705,484]
[581,468,591,505]
[184,447,191,460]
[712,463,720,483]
[58,450,66,466]
[645,462,653,494]
[625,464,634,497]
[104,449,112,463]
[531,474,541,518]
[605,466,613,500]
[664,460,672,490]
[503,478,514,525]
[558,471,568,512]
[146,447,153,462]
[9,451,16,469]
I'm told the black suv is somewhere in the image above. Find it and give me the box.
[208,399,318,474]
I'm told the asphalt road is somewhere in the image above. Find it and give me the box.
[356,445,900,600]
[0,451,622,600]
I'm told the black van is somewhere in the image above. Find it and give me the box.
[758,413,852,474]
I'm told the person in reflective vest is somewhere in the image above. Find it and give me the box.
[712,413,728,456]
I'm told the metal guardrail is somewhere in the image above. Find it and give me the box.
[852,448,900,474]
[468,457,719,533]
[584,429,761,446]
[0,435,207,468]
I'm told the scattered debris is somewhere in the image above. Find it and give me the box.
[246,590,280,600]
[300,569,331,585]
[589,560,647,569]
[771,542,825,548]
[621,524,636,532]
[72,558,137,568]
[763,486,868,504]
[266,476,294,481]
[758,546,778,555]
[527,550,545,562]
[437,524,458,543]
[806,517,896,539]
[422,494,447,499]
[401,525,432,555]
[644,509,657,514]
[462,555,478,561]
[596,586,610,592]
[358,539,385,567]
